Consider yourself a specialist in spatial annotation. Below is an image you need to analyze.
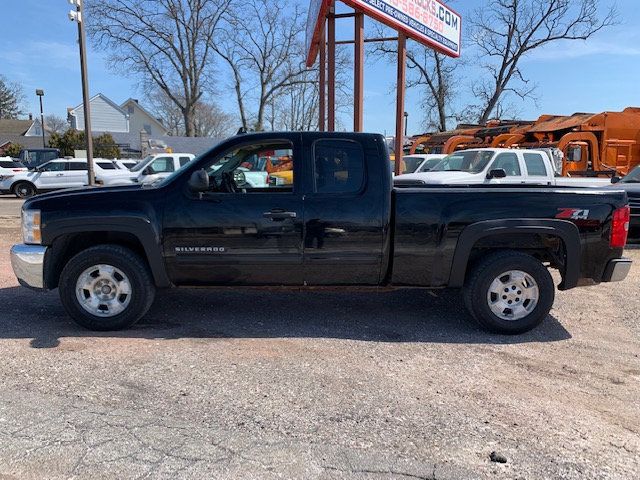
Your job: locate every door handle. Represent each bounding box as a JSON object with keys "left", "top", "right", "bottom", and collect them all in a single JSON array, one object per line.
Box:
[
  {"left": 263, "top": 210, "right": 297, "bottom": 221},
  {"left": 56, "top": 173, "right": 64, "bottom": 176}
]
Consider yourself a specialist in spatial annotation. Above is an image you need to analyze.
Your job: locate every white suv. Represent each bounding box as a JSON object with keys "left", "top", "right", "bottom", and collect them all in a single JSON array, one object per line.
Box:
[{"left": 0, "top": 158, "right": 124, "bottom": 198}]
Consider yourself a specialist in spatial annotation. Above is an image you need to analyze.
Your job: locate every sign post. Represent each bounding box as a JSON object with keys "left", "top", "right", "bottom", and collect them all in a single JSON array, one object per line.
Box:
[
  {"left": 306, "top": 0, "right": 461, "bottom": 156},
  {"left": 395, "top": 33, "right": 406, "bottom": 176}
]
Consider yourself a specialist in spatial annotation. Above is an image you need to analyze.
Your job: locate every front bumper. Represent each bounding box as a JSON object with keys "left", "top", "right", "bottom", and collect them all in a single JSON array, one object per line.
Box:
[
  {"left": 10, "top": 244, "right": 47, "bottom": 290},
  {"left": 602, "top": 258, "right": 632, "bottom": 282}
]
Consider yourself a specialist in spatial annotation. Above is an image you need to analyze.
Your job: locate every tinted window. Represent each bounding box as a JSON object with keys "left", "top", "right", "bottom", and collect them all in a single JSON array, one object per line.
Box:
[
  {"left": 492, "top": 153, "right": 521, "bottom": 176},
  {"left": 148, "top": 157, "right": 174, "bottom": 174},
  {"left": 524, "top": 153, "right": 547, "bottom": 176},
  {"left": 0, "top": 160, "right": 24, "bottom": 168},
  {"left": 40, "top": 162, "right": 66, "bottom": 172},
  {"left": 313, "top": 139, "right": 364, "bottom": 194},
  {"left": 69, "top": 162, "right": 88, "bottom": 171},
  {"left": 96, "top": 161, "right": 117, "bottom": 170},
  {"left": 179, "top": 156, "right": 192, "bottom": 167}
]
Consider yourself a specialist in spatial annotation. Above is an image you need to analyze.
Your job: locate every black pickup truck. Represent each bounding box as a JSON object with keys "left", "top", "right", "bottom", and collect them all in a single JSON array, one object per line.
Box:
[{"left": 10, "top": 132, "right": 632, "bottom": 334}]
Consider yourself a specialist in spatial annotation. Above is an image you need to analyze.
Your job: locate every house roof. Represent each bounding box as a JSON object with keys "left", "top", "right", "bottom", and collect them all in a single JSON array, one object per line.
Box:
[
  {"left": 69, "top": 93, "right": 128, "bottom": 116},
  {"left": 0, "top": 119, "right": 35, "bottom": 136},
  {"left": 109, "top": 132, "right": 222, "bottom": 156},
  {"left": 0, "top": 134, "right": 52, "bottom": 149},
  {"left": 120, "top": 98, "right": 167, "bottom": 132}
]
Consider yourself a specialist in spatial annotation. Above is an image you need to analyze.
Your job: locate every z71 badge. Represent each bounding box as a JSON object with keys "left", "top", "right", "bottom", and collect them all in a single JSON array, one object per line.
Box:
[{"left": 556, "top": 208, "right": 590, "bottom": 220}]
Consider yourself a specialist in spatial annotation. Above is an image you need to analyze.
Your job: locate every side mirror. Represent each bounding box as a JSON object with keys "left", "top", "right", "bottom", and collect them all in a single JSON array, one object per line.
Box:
[
  {"left": 142, "top": 167, "right": 152, "bottom": 175},
  {"left": 611, "top": 176, "right": 621, "bottom": 184},
  {"left": 487, "top": 168, "right": 507, "bottom": 179},
  {"left": 188, "top": 169, "right": 209, "bottom": 193}
]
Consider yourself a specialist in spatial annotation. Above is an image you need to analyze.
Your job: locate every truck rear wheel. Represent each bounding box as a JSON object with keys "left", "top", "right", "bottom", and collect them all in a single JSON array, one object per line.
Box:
[
  {"left": 59, "top": 245, "right": 156, "bottom": 331},
  {"left": 463, "top": 251, "right": 555, "bottom": 334}
]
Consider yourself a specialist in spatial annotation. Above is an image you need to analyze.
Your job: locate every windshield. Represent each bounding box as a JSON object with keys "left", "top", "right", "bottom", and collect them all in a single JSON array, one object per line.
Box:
[
  {"left": 130, "top": 155, "right": 154, "bottom": 172},
  {"left": 430, "top": 151, "right": 495, "bottom": 173},
  {"left": 621, "top": 166, "right": 640, "bottom": 183},
  {"left": 402, "top": 156, "right": 426, "bottom": 174},
  {"left": 417, "top": 158, "right": 443, "bottom": 172}
]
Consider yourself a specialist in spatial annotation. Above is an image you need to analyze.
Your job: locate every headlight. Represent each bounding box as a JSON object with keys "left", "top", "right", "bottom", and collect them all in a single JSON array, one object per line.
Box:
[{"left": 22, "top": 209, "right": 42, "bottom": 244}]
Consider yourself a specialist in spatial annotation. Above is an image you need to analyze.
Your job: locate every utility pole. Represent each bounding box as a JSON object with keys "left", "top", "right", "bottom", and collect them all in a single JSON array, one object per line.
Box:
[
  {"left": 36, "top": 89, "right": 46, "bottom": 148},
  {"left": 69, "top": 0, "right": 95, "bottom": 186}
]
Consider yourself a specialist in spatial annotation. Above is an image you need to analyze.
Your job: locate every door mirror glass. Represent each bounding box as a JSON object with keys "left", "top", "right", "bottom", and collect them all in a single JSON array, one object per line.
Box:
[
  {"left": 611, "top": 176, "right": 621, "bottom": 184},
  {"left": 487, "top": 168, "right": 507, "bottom": 179},
  {"left": 188, "top": 169, "right": 209, "bottom": 192}
]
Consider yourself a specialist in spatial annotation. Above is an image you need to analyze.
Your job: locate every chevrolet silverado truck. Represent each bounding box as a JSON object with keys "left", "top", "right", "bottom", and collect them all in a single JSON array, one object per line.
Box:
[{"left": 10, "top": 132, "right": 632, "bottom": 334}]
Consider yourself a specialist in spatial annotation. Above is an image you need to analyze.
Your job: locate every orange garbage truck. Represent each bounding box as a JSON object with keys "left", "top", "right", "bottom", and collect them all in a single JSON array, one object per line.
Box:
[{"left": 439, "top": 108, "right": 640, "bottom": 177}]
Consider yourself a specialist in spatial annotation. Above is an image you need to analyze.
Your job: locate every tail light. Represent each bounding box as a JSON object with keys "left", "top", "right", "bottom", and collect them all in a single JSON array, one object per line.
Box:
[{"left": 610, "top": 205, "right": 630, "bottom": 248}]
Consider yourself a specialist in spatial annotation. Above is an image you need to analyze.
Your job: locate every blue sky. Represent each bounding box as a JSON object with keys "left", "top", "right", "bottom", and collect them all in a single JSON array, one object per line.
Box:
[{"left": 2, "top": 0, "right": 639, "bottom": 136}]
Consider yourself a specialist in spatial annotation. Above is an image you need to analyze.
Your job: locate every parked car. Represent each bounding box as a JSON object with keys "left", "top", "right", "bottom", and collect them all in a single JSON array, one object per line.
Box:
[
  {"left": 10, "top": 132, "right": 632, "bottom": 335},
  {"left": 0, "top": 158, "right": 124, "bottom": 198},
  {"left": 0, "top": 157, "right": 27, "bottom": 180},
  {"left": 407, "top": 154, "right": 447, "bottom": 173},
  {"left": 609, "top": 166, "right": 640, "bottom": 240},
  {"left": 101, "top": 153, "right": 195, "bottom": 186},
  {"left": 18, "top": 148, "right": 61, "bottom": 168},
  {"left": 395, "top": 148, "right": 612, "bottom": 187},
  {"left": 115, "top": 159, "right": 140, "bottom": 170}
]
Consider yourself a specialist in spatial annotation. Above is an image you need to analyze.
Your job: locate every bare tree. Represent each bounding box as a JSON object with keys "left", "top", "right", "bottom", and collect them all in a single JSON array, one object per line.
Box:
[
  {"left": 471, "top": 0, "right": 617, "bottom": 124},
  {"left": 150, "top": 88, "right": 233, "bottom": 138},
  {"left": 44, "top": 114, "right": 68, "bottom": 134},
  {"left": 192, "top": 102, "right": 235, "bottom": 138},
  {"left": 371, "top": 27, "right": 463, "bottom": 132},
  {"left": 87, "top": 0, "right": 231, "bottom": 136},
  {"left": 213, "top": 0, "right": 312, "bottom": 131},
  {"left": 0, "top": 75, "right": 25, "bottom": 119}
]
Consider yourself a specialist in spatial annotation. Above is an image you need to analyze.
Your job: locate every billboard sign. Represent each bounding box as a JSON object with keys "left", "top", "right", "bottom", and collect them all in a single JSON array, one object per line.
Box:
[
  {"left": 341, "top": 0, "right": 461, "bottom": 57},
  {"left": 306, "top": 0, "right": 332, "bottom": 67}
]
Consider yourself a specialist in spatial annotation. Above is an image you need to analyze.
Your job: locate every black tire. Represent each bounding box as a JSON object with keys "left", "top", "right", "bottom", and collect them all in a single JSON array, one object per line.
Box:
[
  {"left": 13, "top": 181, "right": 37, "bottom": 198},
  {"left": 463, "top": 251, "right": 555, "bottom": 334},
  {"left": 59, "top": 245, "right": 156, "bottom": 331}
]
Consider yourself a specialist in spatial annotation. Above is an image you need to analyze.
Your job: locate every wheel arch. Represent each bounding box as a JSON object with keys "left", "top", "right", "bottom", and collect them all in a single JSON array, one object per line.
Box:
[
  {"left": 11, "top": 180, "right": 37, "bottom": 197},
  {"left": 449, "top": 219, "right": 582, "bottom": 291},
  {"left": 44, "top": 217, "right": 171, "bottom": 289}
]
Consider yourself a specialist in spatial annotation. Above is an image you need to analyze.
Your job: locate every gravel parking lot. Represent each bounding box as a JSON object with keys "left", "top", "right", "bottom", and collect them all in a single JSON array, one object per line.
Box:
[{"left": 0, "top": 200, "right": 638, "bottom": 479}]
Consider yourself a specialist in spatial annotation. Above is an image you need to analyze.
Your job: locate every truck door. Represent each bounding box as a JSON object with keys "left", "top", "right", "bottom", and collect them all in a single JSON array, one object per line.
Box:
[
  {"left": 487, "top": 152, "right": 525, "bottom": 184},
  {"left": 302, "top": 135, "right": 385, "bottom": 285},
  {"left": 162, "top": 134, "right": 304, "bottom": 286}
]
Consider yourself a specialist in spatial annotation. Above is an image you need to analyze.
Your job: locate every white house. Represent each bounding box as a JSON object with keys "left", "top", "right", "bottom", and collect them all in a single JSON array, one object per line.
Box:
[
  {"left": 120, "top": 98, "right": 168, "bottom": 137},
  {"left": 68, "top": 93, "right": 130, "bottom": 133}
]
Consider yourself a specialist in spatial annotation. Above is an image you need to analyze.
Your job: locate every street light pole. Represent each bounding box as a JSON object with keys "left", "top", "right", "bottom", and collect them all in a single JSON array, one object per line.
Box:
[
  {"left": 69, "top": 0, "right": 95, "bottom": 186},
  {"left": 36, "top": 89, "right": 46, "bottom": 148}
]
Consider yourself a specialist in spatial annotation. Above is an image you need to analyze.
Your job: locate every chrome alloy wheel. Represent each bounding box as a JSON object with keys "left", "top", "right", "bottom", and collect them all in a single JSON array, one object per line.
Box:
[
  {"left": 487, "top": 270, "right": 539, "bottom": 321},
  {"left": 75, "top": 264, "right": 132, "bottom": 317}
]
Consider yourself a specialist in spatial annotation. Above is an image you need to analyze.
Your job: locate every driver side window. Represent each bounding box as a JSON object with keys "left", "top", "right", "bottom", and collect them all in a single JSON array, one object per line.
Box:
[{"left": 204, "top": 141, "right": 295, "bottom": 193}]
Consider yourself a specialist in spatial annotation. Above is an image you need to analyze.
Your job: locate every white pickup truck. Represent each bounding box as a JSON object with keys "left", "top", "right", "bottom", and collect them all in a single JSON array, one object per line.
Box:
[
  {"left": 101, "top": 153, "right": 195, "bottom": 186},
  {"left": 395, "top": 148, "right": 613, "bottom": 187}
]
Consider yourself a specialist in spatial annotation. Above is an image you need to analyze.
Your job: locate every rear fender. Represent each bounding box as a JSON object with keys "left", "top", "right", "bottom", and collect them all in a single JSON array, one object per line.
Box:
[{"left": 449, "top": 219, "right": 582, "bottom": 290}]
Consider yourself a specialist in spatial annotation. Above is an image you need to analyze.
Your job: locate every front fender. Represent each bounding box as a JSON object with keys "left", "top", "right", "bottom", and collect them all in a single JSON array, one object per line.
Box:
[{"left": 43, "top": 215, "right": 171, "bottom": 288}]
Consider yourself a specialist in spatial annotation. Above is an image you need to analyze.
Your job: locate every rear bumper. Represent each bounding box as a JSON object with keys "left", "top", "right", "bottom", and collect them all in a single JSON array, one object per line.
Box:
[
  {"left": 10, "top": 244, "right": 47, "bottom": 290},
  {"left": 602, "top": 258, "right": 632, "bottom": 282}
]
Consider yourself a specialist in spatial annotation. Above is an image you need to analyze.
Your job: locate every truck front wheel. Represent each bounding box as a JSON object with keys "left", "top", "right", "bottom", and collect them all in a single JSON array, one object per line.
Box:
[
  {"left": 59, "top": 245, "right": 156, "bottom": 331},
  {"left": 463, "top": 251, "right": 555, "bottom": 334}
]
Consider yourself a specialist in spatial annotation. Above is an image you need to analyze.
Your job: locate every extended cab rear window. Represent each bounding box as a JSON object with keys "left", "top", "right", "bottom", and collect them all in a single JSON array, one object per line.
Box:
[
  {"left": 313, "top": 139, "right": 365, "bottom": 194},
  {"left": 524, "top": 153, "right": 548, "bottom": 176}
]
